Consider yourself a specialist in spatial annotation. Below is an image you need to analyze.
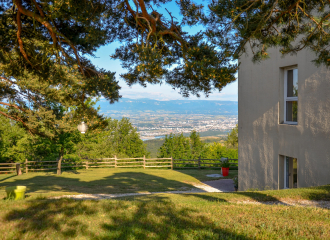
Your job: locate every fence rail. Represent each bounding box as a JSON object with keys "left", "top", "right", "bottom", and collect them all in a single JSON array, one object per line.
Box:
[
  {"left": 0, "top": 157, "right": 238, "bottom": 175},
  {"left": 0, "top": 163, "right": 21, "bottom": 175}
]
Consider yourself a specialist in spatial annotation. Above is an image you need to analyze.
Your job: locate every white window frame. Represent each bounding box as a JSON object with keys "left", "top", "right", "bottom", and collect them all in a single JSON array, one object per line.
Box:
[{"left": 284, "top": 67, "right": 298, "bottom": 124}]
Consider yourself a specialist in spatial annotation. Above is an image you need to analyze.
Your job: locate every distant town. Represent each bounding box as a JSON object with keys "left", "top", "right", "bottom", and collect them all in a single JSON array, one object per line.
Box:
[
  {"left": 118, "top": 113, "right": 237, "bottom": 140},
  {"left": 99, "top": 98, "right": 238, "bottom": 140}
]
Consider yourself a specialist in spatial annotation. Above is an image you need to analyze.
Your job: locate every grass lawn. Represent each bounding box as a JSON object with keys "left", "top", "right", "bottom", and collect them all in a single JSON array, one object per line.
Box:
[
  {"left": 0, "top": 168, "right": 237, "bottom": 199},
  {"left": 1, "top": 169, "right": 329, "bottom": 239},
  {"left": 0, "top": 187, "right": 329, "bottom": 239}
]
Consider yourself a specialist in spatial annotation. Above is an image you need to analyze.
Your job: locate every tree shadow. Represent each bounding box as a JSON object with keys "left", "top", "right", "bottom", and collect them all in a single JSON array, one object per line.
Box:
[
  {"left": 0, "top": 174, "right": 16, "bottom": 183},
  {"left": 0, "top": 171, "right": 202, "bottom": 196},
  {"left": 299, "top": 185, "right": 330, "bottom": 201},
  {"left": 4, "top": 196, "right": 251, "bottom": 239}
]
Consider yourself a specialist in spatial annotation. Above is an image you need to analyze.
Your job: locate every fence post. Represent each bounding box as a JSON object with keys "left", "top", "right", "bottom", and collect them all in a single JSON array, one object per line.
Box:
[
  {"left": 198, "top": 156, "right": 201, "bottom": 170},
  {"left": 85, "top": 160, "right": 89, "bottom": 170},
  {"left": 143, "top": 155, "right": 146, "bottom": 169},
  {"left": 25, "top": 159, "right": 28, "bottom": 174},
  {"left": 57, "top": 157, "right": 62, "bottom": 175},
  {"left": 16, "top": 163, "right": 22, "bottom": 175},
  {"left": 115, "top": 155, "right": 117, "bottom": 168},
  {"left": 171, "top": 156, "right": 173, "bottom": 170}
]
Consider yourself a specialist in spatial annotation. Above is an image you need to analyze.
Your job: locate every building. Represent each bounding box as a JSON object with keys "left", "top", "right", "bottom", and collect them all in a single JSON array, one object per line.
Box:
[{"left": 238, "top": 47, "right": 330, "bottom": 191}]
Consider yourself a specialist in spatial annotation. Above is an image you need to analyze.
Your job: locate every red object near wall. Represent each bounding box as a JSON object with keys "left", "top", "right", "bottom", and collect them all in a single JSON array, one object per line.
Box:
[{"left": 222, "top": 167, "right": 229, "bottom": 177}]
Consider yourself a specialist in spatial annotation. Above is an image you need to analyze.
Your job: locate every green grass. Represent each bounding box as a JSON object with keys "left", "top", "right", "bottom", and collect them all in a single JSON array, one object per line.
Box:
[
  {"left": 0, "top": 188, "right": 329, "bottom": 239},
  {"left": 0, "top": 169, "right": 330, "bottom": 239},
  {"left": 0, "top": 169, "right": 237, "bottom": 199}
]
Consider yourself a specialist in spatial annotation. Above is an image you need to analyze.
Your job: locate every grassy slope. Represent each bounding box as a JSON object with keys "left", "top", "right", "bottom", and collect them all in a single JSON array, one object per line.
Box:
[
  {"left": 0, "top": 169, "right": 330, "bottom": 239},
  {"left": 0, "top": 169, "right": 237, "bottom": 198},
  {"left": 0, "top": 186, "right": 329, "bottom": 239}
]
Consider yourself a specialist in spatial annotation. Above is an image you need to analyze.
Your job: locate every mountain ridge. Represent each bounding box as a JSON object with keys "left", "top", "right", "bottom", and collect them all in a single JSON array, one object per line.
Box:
[{"left": 98, "top": 98, "right": 238, "bottom": 115}]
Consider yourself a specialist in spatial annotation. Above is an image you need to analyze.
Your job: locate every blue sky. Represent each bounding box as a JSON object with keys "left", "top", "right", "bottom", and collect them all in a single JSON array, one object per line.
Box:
[{"left": 89, "top": 1, "right": 238, "bottom": 102}]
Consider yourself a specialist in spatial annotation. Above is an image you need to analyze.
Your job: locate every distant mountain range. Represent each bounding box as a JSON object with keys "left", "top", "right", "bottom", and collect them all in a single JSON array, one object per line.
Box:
[{"left": 98, "top": 98, "right": 238, "bottom": 115}]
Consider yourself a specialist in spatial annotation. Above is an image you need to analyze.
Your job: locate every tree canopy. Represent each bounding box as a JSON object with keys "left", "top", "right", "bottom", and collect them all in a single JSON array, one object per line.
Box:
[
  {"left": 208, "top": 0, "right": 330, "bottom": 65},
  {"left": 77, "top": 117, "right": 149, "bottom": 159},
  {"left": 1, "top": 0, "right": 239, "bottom": 138},
  {"left": 3, "top": 0, "right": 328, "bottom": 140},
  {"left": 0, "top": 0, "right": 120, "bottom": 137},
  {"left": 158, "top": 130, "right": 204, "bottom": 159},
  {"left": 0, "top": 114, "right": 148, "bottom": 163}
]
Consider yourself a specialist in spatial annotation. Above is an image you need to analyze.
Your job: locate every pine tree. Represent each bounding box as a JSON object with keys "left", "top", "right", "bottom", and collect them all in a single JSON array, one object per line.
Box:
[
  {"left": 189, "top": 130, "right": 204, "bottom": 159},
  {"left": 225, "top": 124, "right": 238, "bottom": 149},
  {"left": 208, "top": 0, "right": 330, "bottom": 66},
  {"left": 158, "top": 131, "right": 205, "bottom": 159},
  {"left": 1, "top": 0, "right": 237, "bottom": 139}
]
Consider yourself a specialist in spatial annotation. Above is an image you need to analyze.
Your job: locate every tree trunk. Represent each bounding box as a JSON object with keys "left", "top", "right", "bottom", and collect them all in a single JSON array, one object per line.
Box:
[{"left": 57, "top": 147, "right": 64, "bottom": 175}]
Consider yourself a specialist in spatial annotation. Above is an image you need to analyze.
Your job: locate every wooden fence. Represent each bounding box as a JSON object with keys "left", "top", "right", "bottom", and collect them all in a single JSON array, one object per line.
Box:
[
  {"left": 173, "top": 158, "right": 238, "bottom": 169},
  {"left": 0, "top": 163, "right": 21, "bottom": 175},
  {"left": 0, "top": 157, "right": 238, "bottom": 174},
  {"left": 23, "top": 156, "right": 173, "bottom": 173}
]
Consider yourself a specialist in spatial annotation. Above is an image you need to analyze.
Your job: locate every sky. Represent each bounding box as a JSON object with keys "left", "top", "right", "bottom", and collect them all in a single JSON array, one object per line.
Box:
[{"left": 89, "top": 1, "right": 238, "bottom": 102}]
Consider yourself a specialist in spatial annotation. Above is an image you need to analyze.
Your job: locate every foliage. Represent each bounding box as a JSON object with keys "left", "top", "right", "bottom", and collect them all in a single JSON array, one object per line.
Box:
[
  {"left": 225, "top": 124, "right": 238, "bottom": 149},
  {"left": 201, "top": 142, "right": 238, "bottom": 159},
  {"left": 111, "top": 1, "right": 237, "bottom": 97},
  {"left": 0, "top": 113, "right": 148, "bottom": 161},
  {"left": 0, "top": 108, "right": 28, "bottom": 163},
  {"left": 158, "top": 133, "right": 191, "bottom": 159},
  {"left": 0, "top": 0, "right": 241, "bottom": 140},
  {"left": 208, "top": 0, "right": 330, "bottom": 66},
  {"left": 189, "top": 130, "right": 205, "bottom": 159},
  {"left": 221, "top": 158, "right": 231, "bottom": 168},
  {"left": 0, "top": 0, "right": 120, "bottom": 138},
  {"left": 77, "top": 117, "right": 149, "bottom": 159},
  {"left": 158, "top": 130, "right": 204, "bottom": 159}
]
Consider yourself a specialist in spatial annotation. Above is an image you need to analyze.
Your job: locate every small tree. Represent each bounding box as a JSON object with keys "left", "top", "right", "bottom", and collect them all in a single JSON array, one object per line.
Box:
[
  {"left": 77, "top": 117, "right": 149, "bottom": 159},
  {"left": 201, "top": 143, "right": 238, "bottom": 160},
  {"left": 158, "top": 131, "right": 204, "bottom": 159},
  {"left": 189, "top": 130, "right": 205, "bottom": 159},
  {"left": 225, "top": 124, "right": 238, "bottom": 149}
]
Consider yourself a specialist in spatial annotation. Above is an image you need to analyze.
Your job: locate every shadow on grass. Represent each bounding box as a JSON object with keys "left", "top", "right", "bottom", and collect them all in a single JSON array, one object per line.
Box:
[
  {"left": 4, "top": 196, "right": 251, "bottom": 239},
  {"left": 0, "top": 174, "right": 16, "bottom": 183},
  {"left": 301, "top": 184, "right": 330, "bottom": 201},
  {"left": 0, "top": 171, "right": 200, "bottom": 195}
]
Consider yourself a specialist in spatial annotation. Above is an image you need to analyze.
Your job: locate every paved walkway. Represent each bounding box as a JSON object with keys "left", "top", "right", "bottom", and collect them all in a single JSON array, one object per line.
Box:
[{"left": 203, "top": 179, "right": 235, "bottom": 192}]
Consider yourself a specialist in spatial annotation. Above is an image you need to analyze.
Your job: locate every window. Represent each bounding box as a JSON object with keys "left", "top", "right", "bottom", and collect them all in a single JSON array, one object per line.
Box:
[{"left": 284, "top": 68, "right": 298, "bottom": 124}]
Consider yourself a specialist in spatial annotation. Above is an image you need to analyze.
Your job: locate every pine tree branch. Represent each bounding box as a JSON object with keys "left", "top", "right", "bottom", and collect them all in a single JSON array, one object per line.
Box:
[
  {"left": 0, "top": 101, "right": 28, "bottom": 113},
  {"left": 31, "top": 0, "right": 45, "bottom": 18},
  {"left": 13, "top": 0, "right": 85, "bottom": 75},
  {"left": 16, "top": 11, "right": 33, "bottom": 66}
]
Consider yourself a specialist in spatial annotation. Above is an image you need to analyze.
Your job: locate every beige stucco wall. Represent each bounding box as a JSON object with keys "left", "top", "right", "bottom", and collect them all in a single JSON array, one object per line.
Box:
[{"left": 238, "top": 47, "right": 330, "bottom": 191}]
